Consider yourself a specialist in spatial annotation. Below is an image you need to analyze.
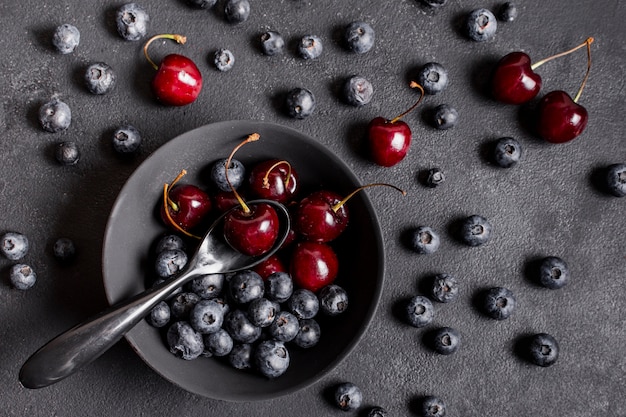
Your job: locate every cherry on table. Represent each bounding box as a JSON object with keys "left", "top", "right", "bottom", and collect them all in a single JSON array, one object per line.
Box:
[{"left": 160, "top": 169, "right": 212, "bottom": 238}]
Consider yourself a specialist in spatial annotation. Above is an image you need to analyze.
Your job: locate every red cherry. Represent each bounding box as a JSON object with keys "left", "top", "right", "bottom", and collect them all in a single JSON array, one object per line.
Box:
[
  {"left": 214, "top": 190, "right": 242, "bottom": 212},
  {"left": 290, "top": 242, "right": 339, "bottom": 292},
  {"left": 537, "top": 90, "right": 588, "bottom": 144},
  {"left": 253, "top": 254, "right": 286, "bottom": 280},
  {"left": 143, "top": 34, "right": 203, "bottom": 106},
  {"left": 248, "top": 159, "right": 299, "bottom": 203},
  {"left": 161, "top": 170, "right": 211, "bottom": 238},
  {"left": 294, "top": 190, "right": 348, "bottom": 242},
  {"left": 368, "top": 82, "right": 425, "bottom": 167},
  {"left": 224, "top": 202, "right": 280, "bottom": 256},
  {"left": 491, "top": 52, "right": 542, "bottom": 104}
]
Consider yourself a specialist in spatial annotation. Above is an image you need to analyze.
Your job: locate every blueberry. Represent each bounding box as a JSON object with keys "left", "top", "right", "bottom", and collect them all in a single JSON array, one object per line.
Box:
[
  {"left": 52, "top": 237, "right": 76, "bottom": 262},
  {"left": 408, "top": 226, "right": 441, "bottom": 254},
  {"left": 9, "top": 264, "right": 37, "bottom": 290},
  {"left": 265, "top": 271, "right": 293, "bottom": 303},
  {"left": 229, "top": 343, "right": 253, "bottom": 369},
  {"left": 421, "top": 0, "right": 447, "bottom": 7},
  {"left": 425, "top": 167, "right": 445, "bottom": 188},
  {"left": 286, "top": 288, "right": 319, "bottom": 319},
  {"left": 417, "top": 62, "right": 449, "bottom": 95},
  {"left": 538, "top": 256, "right": 569, "bottom": 289},
  {"left": 203, "top": 328, "right": 233, "bottom": 357},
  {"left": 55, "top": 141, "right": 80, "bottom": 165},
  {"left": 404, "top": 295, "right": 435, "bottom": 328},
  {"left": 260, "top": 31, "right": 285, "bottom": 56},
  {"left": 224, "top": 0, "right": 250, "bottom": 24},
  {"left": 419, "top": 395, "right": 447, "bottom": 417},
  {"left": 1, "top": 232, "right": 29, "bottom": 260},
  {"left": 112, "top": 125, "right": 142, "bottom": 154},
  {"left": 318, "top": 284, "right": 349, "bottom": 316},
  {"left": 285, "top": 87, "right": 316, "bottom": 119},
  {"left": 605, "top": 163, "right": 626, "bottom": 197},
  {"left": 498, "top": 2, "right": 518, "bottom": 22},
  {"left": 293, "top": 318, "right": 321, "bottom": 348},
  {"left": 186, "top": 0, "right": 217, "bottom": 8},
  {"left": 334, "top": 382, "right": 363, "bottom": 411},
  {"left": 147, "top": 300, "right": 171, "bottom": 328},
  {"left": 213, "top": 48, "right": 235, "bottom": 72},
  {"left": 367, "top": 406, "right": 388, "bottom": 417},
  {"left": 431, "top": 104, "right": 458, "bottom": 130},
  {"left": 190, "top": 273, "right": 224, "bottom": 299},
  {"left": 223, "top": 309, "right": 262, "bottom": 343},
  {"left": 466, "top": 8, "right": 498, "bottom": 42},
  {"left": 155, "top": 249, "right": 188, "bottom": 278},
  {"left": 190, "top": 299, "right": 225, "bottom": 334},
  {"left": 166, "top": 321, "right": 204, "bottom": 360},
  {"left": 155, "top": 234, "right": 186, "bottom": 253},
  {"left": 39, "top": 98, "right": 71, "bottom": 133},
  {"left": 116, "top": 3, "right": 149, "bottom": 41},
  {"left": 527, "top": 333, "right": 559, "bottom": 367},
  {"left": 52, "top": 24, "right": 80, "bottom": 54},
  {"left": 431, "top": 273, "right": 459, "bottom": 303},
  {"left": 298, "top": 34, "right": 323, "bottom": 60},
  {"left": 493, "top": 137, "right": 522, "bottom": 168},
  {"left": 84, "top": 62, "right": 116, "bottom": 95},
  {"left": 267, "top": 310, "right": 300, "bottom": 342},
  {"left": 344, "top": 21, "right": 375, "bottom": 54},
  {"left": 254, "top": 339, "right": 290, "bottom": 378},
  {"left": 459, "top": 215, "right": 492, "bottom": 246},
  {"left": 247, "top": 297, "right": 279, "bottom": 327},
  {"left": 210, "top": 157, "right": 245, "bottom": 191},
  {"left": 228, "top": 270, "right": 264, "bottom": 304},
  {"left": 343, "top": 75, "right": 374, "bottom": 107},
  {"left": 430, "top": 327, "right": 461, "bottom": 355},
  {"left": 482, "top": 287, "right": 516, "bottom": 320},
  {"left": 169, "top": 292, "right": 201, "bottom": 319}
]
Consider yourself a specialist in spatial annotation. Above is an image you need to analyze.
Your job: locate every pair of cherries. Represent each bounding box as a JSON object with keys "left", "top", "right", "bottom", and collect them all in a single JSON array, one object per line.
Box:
[{"left": 491, "top": 37, "right": 594, "bottom": 144}]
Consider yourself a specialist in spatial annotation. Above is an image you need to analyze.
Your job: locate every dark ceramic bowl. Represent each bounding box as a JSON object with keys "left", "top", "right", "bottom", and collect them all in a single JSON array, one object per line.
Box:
[{"left": 102, "top": 120, "right": 384, "bottom": 401}]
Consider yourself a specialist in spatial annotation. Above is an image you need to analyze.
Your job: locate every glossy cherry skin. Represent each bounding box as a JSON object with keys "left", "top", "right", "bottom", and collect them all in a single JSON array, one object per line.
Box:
[
  {"left": 214, "top": 191, "right": 240, "bottom": 212},
  {"left": 368, "top": 117, "right": 411, "bottom": 167},
  {"left": 290, "top": 242, "right": 339, "bottom": 292},
  {"left": 152, "top": 54, "right": 203, "bottom": 106},
  {"left": 253, "top": 254, "right": 286, "bottom": 280},
  {"left": 491, "top": 52, "right": 542, "bottom": 104},
  {"left": 537, "top": 90, "right": 588, "bottom": 143},
  {"left": 223, "top": 202, "right": 280, "bottom": 256},
  {"left": 294, "top": 190, "right": 348, "bottom": 242},
  {"left": 160, "top": 184, "right": 212, "bottom": 232},
  {"left": 248, "top": 159, "right": 299, "bottom": 203}
]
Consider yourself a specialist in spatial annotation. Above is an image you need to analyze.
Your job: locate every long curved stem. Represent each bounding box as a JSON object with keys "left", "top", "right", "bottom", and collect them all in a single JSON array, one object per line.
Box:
[
  {"left": 143, "top": 34, "right": 187, "bottom": 70},
  {"left": 573, "top": 39, "right": 593, "bottom": 103},
  {"left": 530, "top": 37, "right": 594, "bottom": 71}
]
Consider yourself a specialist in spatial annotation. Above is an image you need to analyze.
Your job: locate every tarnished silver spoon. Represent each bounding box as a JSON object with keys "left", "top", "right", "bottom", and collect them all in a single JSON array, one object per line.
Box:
[{"left": 19, "top": 199, "right": 290, "bottom": 389}]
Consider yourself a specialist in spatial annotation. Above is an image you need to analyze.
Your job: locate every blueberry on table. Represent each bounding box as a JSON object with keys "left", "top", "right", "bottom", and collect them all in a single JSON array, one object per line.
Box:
[
  {"left": 293, "top": 318, "right": 321, "bottom": 348},
  {"left": 9, "top": 264, "right": 37, "bottom": 290},
  {"left": 404, "top": 295, "right": 435, "bottom": 328},
  {"left": 498, "top": 2, "right": 519, "bottom": 22},
  {"left": 267, "top": 311, "right": 300, "bottom": 342},
  {"left": 112, "top": 124, "right": 142, "bottom": 154},
  {"left": 166, "top": 321, "right": 204, "bottom": 360},
  {"left": 203, "top": 328, "right": 233, "bottom": 357},
  {"left": 190, "top": 299, "right": 225, "bottom": 334},
  {"left": 254, "top": 339, "right": 290, "bottom": 378},
  {"left": 493, "top": 137, "right": 522, "bottom": 168},
  {"left": 1, "top": 232, "right": 29, "bottom": 261},
  {"left": 52, "top": 237, "right": 76, "bottom": 262},
  {"left": 146, "top": 300, "right": 171, "bottom": 328},
  {"left": 116, "top": 3, "right": 149, "bottom": 41},
  {"left": 223, "top": 309, "right": 262, "bottom": 343},
  {"left": 605, "top": 163, "right": 626, "bottom": 197},
  {"left": 425, "top": 167, "right": 445, "bottom": 188},
  {"left": 246, "top": 298, "right": 279, "bottom": 327},
  {"left": 39, "top": 98, "right": 71, "bottom": 133},
  {"left": 229, "top": 343, "right": 253, "bottom": 369},
  {"left": 213, "top": 48, "right": 235, "bottom": 71},
  {"left": 459, "top": 215, "right": 492, "bottom": 246},
  {"left": 52, "top": 24, "right": 80, "bottom": 54},
  {"left": 527, "top": 333, "right": 559, "bottom": 367},
  {"left": 210, "top": 157, "right": 245, "bottom": 191},
  {"left": 343, "top": 75, "right": 374, "bottom": 106},
  {"left": 431, "top": 104, "right": 458, "bottom": 130},
  {"left": 260, "top": 31, "right": 285, "bottom": 56},
  {"left": 408, "top": 226, "right": 441, "bottom": 254},
  {"left": 190, "top": 273, "right": 224, "bottom": 299},
  {"left": 318, "top": 284, "right": 349, "bottom": 315},
  {"left": 481, "top": 286, "right": 516, "bottom": 320},
  {"left": 430, "top": 273, "right": 459, "bottom": 303},
  {"left": 298, "top": 34, "right": 323, "bottom": 60},
  {"left": 224, "top": 0, "right": 250, "bottom": 24},
  {"left": 228, "top": 270, "right": 264, "bottom": 305},
  {"left": 417, "top": 62, "right": 449, "bottom": 95},
  {"left": 265, "top": 271, "right": 294, "bottom": 303},
  {"left": 286, "top": 288, "right": 319, "bottom": 319},
  {"left": 155, "top": 249, "right": 188, "bottom": 278},
  {"left": 419, "top": 395, "right": 447, "bottom": 417},
  {"left": 538, "top": 256, "right": 569, "bottom": 289},
  {"left": 84, "top": 62, "right": 116, "bottom": 95},
  {"left": 55, "top": 141, "right": 80, "bottom": 165},
  {"left": 367, "top": 406, "right": 388, "bottom": 417},
  {"left": 285, "top": 87, "right": 316, "bottom": 119},
  {"left": 344, "top": 21, "right": 375, "bottom": 54},
  {"left": 430, "top": 327, "right": 461, "bottom": 355},
  {"left": 334, "top": 382, "right": 363, "bottom": 411},
  {"left": 466, "top": 8, "right": 498, "bottom": 42}
]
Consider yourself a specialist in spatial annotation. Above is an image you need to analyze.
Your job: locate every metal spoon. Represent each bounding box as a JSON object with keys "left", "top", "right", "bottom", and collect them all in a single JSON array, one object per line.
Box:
[{"left": 19, "top": 199, "right": 290, "bottom": 389}]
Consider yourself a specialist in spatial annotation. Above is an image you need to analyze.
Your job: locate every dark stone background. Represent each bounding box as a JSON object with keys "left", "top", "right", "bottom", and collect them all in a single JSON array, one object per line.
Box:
[{"left": 1, "top": 0, "right": 624, "bottom": 415}]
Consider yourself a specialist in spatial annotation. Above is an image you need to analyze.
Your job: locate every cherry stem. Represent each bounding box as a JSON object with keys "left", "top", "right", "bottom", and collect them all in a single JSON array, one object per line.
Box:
[
  {"left": 262, "top": 160, "right": 292, "bottom": 189},
  {"left": 331, "top": 183, "right": 407, "bottom": 213},
  {"left": 143, "top": 34, "right": 188, "bottom": 71},
  {"left": 225, "top": 133, "right": 260, "bottom": 214},
  {"left": 573, "top": 38, "right": 593, "bottom": 103},
  {"left": 162, "top": 169, "right": 200, "bottom": 239},
  {"left": 530, "top": 37, "right": 594, "bottom": 71},
  {"left": 389, "top": 82, "right": 425, "bottom": 124}
]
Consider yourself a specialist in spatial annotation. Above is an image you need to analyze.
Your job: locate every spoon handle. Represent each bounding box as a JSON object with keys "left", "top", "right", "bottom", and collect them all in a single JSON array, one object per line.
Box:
[{"left": 19, "top": 269, "right": 194, "bottom": 389}]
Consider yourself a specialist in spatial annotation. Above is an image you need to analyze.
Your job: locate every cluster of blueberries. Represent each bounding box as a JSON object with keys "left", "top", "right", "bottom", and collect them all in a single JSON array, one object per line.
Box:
[{"left": 148, "top": 233, "right": 348, "bottom": 378}]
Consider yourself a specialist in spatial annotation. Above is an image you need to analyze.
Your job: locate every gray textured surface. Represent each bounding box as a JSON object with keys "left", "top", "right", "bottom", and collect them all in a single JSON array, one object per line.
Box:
[{"left": 1, "top": 0, "right": 625, "bottom": 416}]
